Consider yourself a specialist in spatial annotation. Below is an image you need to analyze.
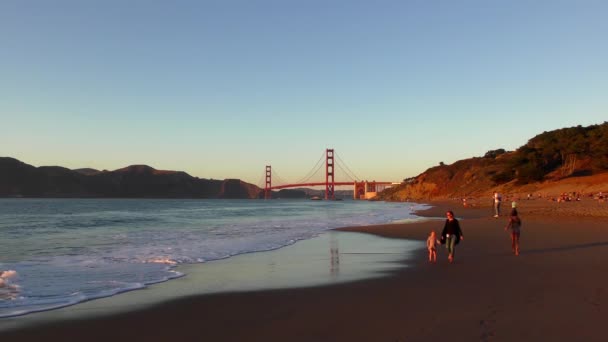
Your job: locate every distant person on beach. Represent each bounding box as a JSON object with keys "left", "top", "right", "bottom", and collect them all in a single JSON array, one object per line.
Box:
[
  {"left": 505, "top": 211, "right": 522, "bottom": 256},
  {"left": 510, "top": 201, "right": 518, "bottom": 216},
  {"left": 493, "top": 192, "right": 502, "bottom": 218},
  {"left": 440, "top": 211, "right": 464, "bottom": 263},
  {"left": 426, "top": 231, "right": 439, "bottom": 263}
]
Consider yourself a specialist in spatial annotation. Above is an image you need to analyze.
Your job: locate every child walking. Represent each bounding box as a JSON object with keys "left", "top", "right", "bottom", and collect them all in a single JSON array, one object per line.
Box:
[
  {"left": 505, "top": 211, "right": 522, "bottom": 255},
  {"left": 426, "top": 231, "right": 439, "bottom": 263}
]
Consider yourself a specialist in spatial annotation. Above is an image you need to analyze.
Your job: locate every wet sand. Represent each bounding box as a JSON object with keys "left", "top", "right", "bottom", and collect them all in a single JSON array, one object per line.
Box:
[{"left": 2, "top": 198, "right": 608, "bottom": 341}]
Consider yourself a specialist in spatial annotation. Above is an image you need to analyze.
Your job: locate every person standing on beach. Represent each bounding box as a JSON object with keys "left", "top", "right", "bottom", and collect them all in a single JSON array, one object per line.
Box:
[
  {"left": 440, "top": 211, "right": 464, "bottom": 263},
  {"left": 493, "top": 192, "right": 502, "bottom": 218},
  {"left": 505, "top": 210, "right": 522, "bottom": 255}
]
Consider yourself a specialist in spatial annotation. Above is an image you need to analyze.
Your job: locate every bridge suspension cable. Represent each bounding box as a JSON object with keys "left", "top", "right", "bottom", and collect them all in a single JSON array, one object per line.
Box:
[
  {"left": 263, "top": 148, "right": 393, "bottom": 201},
  {"left": 256, "top": 169, "right": 267, "bottom": 189},
  {"left": 335, "top": 152, "right": 361, "bottom": 181},
  {"left": 294, "top": 151, "right": 326, "bottom": 185},
  {"left": 271, "top": 168, "right": 289, "bottom": 186},
  {"left": 336, "top": 163, "right": 357, "bottom": 182}
]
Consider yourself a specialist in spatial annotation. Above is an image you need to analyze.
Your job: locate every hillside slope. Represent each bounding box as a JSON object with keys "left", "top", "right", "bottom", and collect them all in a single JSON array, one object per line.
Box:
[{"left": 378, "top": 123, "right": 608, "bottom": 200}]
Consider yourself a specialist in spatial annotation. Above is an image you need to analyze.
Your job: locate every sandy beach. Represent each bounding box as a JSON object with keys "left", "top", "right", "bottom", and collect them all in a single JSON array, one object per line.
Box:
[{"left": 2, "top": 197, "right": 608, "bottom": 341}]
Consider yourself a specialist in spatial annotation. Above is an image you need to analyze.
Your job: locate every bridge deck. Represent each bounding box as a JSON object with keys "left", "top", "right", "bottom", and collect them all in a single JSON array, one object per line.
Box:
[{"left": 270, "top": 182, "right": 393, "bottom": 190}]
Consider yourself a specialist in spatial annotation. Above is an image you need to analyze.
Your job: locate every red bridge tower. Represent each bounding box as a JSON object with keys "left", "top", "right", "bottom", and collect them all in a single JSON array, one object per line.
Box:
[
  {"left": 264, "top": 165, "right": 271, "bottom": 199},
  {"left": 325, "top": 148, "right": 335, "bottom": 200}
]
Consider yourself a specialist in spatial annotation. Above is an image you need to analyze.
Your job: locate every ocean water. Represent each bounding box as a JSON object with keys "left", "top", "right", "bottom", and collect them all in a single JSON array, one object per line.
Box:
[{"left": 0, "top": 198, "right": 426, "bottom": 318}]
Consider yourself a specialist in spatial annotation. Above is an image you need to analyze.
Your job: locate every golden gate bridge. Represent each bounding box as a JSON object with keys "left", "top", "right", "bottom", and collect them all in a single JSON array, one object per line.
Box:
[{"left": 260, "top": 149, "right": 397, "bottom": 200}]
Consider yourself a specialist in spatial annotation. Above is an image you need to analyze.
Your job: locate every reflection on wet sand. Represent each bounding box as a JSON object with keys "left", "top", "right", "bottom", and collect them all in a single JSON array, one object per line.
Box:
[
  {"left": 330, "top": 234, "right": 340, "bottom": 277},
  {"left": 0, "top": 231, "right": 422, "bottom": 332}
]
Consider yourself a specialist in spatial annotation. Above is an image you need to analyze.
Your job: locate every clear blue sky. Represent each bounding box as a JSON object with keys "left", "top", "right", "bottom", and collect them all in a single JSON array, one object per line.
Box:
[{"left": 2, "top": 0, "right": 606, "bottom": 186}]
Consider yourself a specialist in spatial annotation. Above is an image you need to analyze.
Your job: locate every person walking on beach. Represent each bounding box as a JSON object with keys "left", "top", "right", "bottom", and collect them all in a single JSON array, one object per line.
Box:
[
  {"left": 426, "top": 230, "right": 439, "bottom": 263},
  {"left": 440, "top": 211, "right": 464, "bottom": 263},
  {"left": 510, "top": 201, "right": 518, "bottom": 216},
  {"left": 505, "top": 210, "right": 522, "bottom": 256},
  {"left": 493, "top": 192, "right": 502, "bottom": 218}
]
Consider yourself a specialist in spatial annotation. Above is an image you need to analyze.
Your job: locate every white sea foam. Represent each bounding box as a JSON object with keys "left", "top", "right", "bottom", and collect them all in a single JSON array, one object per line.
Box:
[
  {"left": 0, "top": 270, "right": 20, "bottom": 300},
  {"left": 0, "top": 199, "right": 427, "bottom": 318},
  {"left": 145, "top": 258, "right": 178, "bottom": 265},
  {"left": 0, "top": 270, "right": 18, "bottom": 280}
]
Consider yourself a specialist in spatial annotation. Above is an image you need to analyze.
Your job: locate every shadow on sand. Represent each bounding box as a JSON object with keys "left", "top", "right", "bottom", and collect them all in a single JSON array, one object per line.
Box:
[{"left": 523, "top": 241, "right": 608, "bottom": 255}]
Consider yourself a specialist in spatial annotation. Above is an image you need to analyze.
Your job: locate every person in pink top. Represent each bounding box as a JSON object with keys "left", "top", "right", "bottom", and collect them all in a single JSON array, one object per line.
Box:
[{"left": 505, "top": 209, "right": 522, "bottom": 256}]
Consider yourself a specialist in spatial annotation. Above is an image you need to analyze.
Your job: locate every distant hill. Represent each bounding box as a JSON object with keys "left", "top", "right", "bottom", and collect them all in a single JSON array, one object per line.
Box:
[
  {"left": 291, "top": 188, "right": 353, "bottom": 199},
  {"left": 0, "top": 157, "right": 262, "bottom": 199},
  {"left": 274, "top": 189, "right": 307, "bottom": 199},
  {"left": 378, "top": 122, "right": 608, "bottom": 200},
  {"left": 73, "top": 168, "right": 101, "bottom": 176}
]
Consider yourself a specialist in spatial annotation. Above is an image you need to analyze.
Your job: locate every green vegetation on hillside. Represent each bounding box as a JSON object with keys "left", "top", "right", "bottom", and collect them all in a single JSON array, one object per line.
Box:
[
  {"left": 379, "top": 122, "right": 608, "bottom": 200},
  {"left": 494, "top": 122, "right": 608, "bottom": 184}
]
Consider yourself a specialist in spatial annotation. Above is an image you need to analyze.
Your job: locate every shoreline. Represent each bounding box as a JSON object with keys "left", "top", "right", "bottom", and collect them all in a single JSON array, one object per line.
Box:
[
  {"left": 0, "top": 199, "right": 424, "bottom": 321},
  {"left": 0, "top": 228, "right": 425, "bottom": 335},
  {"left": 2, "top": 198, "right": 608, "bottom": 341}
]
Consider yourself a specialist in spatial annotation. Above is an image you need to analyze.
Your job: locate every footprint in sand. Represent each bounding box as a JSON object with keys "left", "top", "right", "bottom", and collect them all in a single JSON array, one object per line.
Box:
[
  {"left": 585, "top": 287, "right": 603, "bottom": 311},
  {"left": 479, "top": 306, "right": 501, "bottom": 341}
]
